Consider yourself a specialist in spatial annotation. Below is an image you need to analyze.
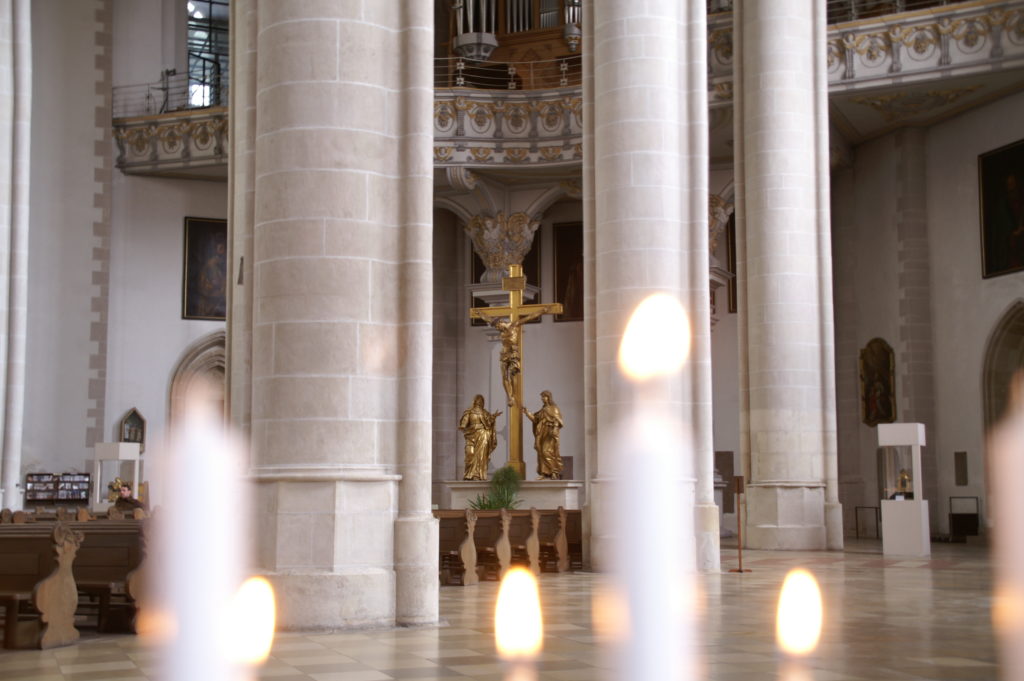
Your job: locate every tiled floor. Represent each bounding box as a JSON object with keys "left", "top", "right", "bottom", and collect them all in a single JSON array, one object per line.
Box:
[{"left": 0, "top": 540, "right": 996, "bottom": 680}]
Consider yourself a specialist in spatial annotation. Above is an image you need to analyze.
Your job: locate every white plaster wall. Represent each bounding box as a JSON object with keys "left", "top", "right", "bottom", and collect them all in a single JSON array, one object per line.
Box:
[
  {"left": 459, "top": 200, "right": 585, "bottom": 483},
  {"left": 112, "top": 0, "right": 167, "bottom": 87},
  {"left": 832, "top": 90, "right": 1024, "bottom": 535},
  {"left": 23, "top": 1, "right": 104, "bottom": 478},
  {"left": 105, "top": 175, "right": 226, "bottom": 487},
  {"left": 926, "top": 89, "right": 1024, "bottom": 532}
]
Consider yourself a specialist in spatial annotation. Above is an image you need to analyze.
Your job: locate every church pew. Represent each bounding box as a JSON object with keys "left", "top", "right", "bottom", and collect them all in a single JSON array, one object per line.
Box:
[
  {"left": 436, "top": 510, "right": 469, "bottom": 585},
  {"left": 0, "top": 518, "right": 145, "bottom": 634},
  {"left": 0, "top": 522, "right": 83, "bottom": 649},
  {"left": 565, "top": 509, "right": 583, "bottom": 570}
]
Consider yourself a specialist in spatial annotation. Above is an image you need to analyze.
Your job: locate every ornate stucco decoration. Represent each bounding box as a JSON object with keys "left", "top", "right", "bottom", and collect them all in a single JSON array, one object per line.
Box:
[
  {"left": 708, "top": 193, "right": 734, "bottom": 253},
  {"left": 851, "top": 85, "right": 982, "bottom": 122},
  {"left": 828, "top": 5, "right": 1024, "bottom": 87},
  {"left": 113, "top": 107, "right": 228, "bottom": 177},
  {"left": 465, "top": 212, "right": 540, "bottom": 284}
]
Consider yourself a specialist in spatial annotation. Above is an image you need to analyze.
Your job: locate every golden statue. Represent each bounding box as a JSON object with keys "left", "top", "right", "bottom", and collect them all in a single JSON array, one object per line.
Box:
[
  {"left": 523, "top": 390, "right": 564, "bottom": 480},
  {"left": 482, "top": 310, "right": 547, "bottom": 407},
  {"left": 459, "top": 394, "right": 502, "bottom": 480}
]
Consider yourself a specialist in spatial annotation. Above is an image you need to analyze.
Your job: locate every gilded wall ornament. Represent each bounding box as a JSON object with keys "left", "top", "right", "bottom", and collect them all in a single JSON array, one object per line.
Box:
[{"left": 465, "top": 212, "right": 541, "bottom": 284}]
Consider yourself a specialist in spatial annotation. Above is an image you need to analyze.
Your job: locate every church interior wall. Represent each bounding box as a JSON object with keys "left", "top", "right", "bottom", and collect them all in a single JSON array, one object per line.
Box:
[
  {"left": 832, "top": 131, "right": 907, "bottom": 532},
  {"left": 432, "top": 208, "right": 462, "bottom": 497},
  {"left": 456, "top": 199, "right": 584, "bottom": 489},
  {"left": 105, "top": 174, "right": 227, "bottom": 485},
  {"left": 925, "top": 89, "right": 1024, "bottom": 533},
  {"left": 23, "top": 0, "right": 110, "bottom": 479}
]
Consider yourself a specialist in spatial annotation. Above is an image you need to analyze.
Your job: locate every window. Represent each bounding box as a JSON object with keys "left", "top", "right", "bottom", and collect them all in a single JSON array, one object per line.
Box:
[{"left": 187, "top": 0, "right": 229, "bottom": 108}]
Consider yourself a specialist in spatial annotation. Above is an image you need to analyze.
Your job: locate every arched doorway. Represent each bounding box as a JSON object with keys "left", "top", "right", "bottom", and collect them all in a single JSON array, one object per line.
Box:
[
  {"left": 983, "top": 300, "right": 1024, "bottom": 430},
  {"left": 168, "top": 331, "right": 226, "bottom": 427}
]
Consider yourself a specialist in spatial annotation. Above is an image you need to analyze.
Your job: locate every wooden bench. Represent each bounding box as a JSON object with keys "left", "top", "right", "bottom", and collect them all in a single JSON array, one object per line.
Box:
[
  {"left": 0, "top": 522, "right": 83, "bottom": 649},
  {"left": 433, "top": 507, "right": 577, "bottom": 585}
]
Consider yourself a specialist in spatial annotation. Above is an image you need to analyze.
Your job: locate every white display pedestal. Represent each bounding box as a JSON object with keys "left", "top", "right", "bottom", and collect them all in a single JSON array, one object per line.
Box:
[
  {"left": 91, "top": 442, "right": 141, "bottom": 512},
  {"left": 440, "top": 480, "right": 582, "bottom": 510},
  {"left": 881, "top": 499, "right": 930, "bottom": 557},
  {"left": 877, "top": 423, "right": 930, "bottom": 557}
]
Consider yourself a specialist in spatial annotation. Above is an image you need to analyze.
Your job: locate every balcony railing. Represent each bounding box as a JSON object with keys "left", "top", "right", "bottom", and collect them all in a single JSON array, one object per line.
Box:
[
  {"left": 434, "top": 55, "right": 581, "bottom": 90},
  {"left": 113, "top": 70, "right": 229, "bottom": 120}
]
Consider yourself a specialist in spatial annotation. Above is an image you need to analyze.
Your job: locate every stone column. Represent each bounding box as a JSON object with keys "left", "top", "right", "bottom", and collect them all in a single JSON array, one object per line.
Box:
[
  {"left": 241, "top": 0, "right": 436, "bottom": 628},
  {"left": 0, "top": 0, "right": 29, "bottom": 510},
  {"left": 734, "top": 0, "right": 843, "bottom": 550},
  {"left": 226, "top": 0, "right": 256, "bottom": 436},
  {"left": 586, "top": 0, "right": 716, "bottom": 572}
]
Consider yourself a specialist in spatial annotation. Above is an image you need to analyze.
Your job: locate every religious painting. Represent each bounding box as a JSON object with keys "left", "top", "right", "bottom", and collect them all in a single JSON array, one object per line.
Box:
[
  {"left": 119, "top": 407, "right": 146, "bottom": 453},
  {"left": 978, "top": 138, "right": 1024, "bottom": 279},
  {"left": 182, "top": 217, "right": 228, "bottom": 320},
  {"left": 726, "top": 214, "right": 737, "bottom": 314},
  {"left": 859, "top": 337, "right": 896, "bottom": 427},
  {"left": 470, "top": 238, "right": 541, "bottom": 326},
  {"left": 554, "top": 222, "right": 583, "bottom": 322}
]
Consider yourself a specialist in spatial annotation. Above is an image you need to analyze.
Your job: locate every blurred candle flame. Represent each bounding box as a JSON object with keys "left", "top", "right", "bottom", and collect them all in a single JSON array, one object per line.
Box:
[
  {"left": 495, "top": 567, "right": 543, "bottom": 659},
  {"left": 618, "top": 293, "right": 690, "bottom": 381},
  {"left": 591, "top": 580, "right": 630, "bottom": 643},
  {"left": 226, "top": 576, "right": 277, "bottom": 665},
  {"left": 776, "top": 568, "right": 823, "bottom": 656}
]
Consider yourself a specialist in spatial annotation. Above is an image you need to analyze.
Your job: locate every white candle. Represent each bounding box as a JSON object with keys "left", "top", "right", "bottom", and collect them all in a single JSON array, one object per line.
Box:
[
  {"left": 992, "top": 373, "right": 1024, "bottom": 680},
  {"left": 613, "top": 293, "right": 696, "bottom": 680},
  {"left": 776, "top": 568, "right": 824, "bottom": 681},
  {"left": 495, "top": 566, "right": 543, "bottom": 681},
  {"left": 151, "top": 385, "right": 251, "bottom": 681}
]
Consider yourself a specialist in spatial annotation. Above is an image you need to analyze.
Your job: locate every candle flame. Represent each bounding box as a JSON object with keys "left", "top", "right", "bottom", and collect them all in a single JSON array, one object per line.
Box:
[
  {"left": 226, "top": 576, "right": 277, "bottom": 665},
  {"left": 618, "top": 293, "right": 690, "bottom": 380},
  {"left": 776, "top": 568, "right": 823, "bottom": 656},
  {"left": 495, "top": 567, "right": 543, "bottom": 659}
]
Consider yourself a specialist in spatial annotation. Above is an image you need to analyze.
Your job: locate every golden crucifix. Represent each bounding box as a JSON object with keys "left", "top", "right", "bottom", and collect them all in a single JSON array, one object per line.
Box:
[{"left": 470, "top": 264, "right": 562, "bottom": 479}]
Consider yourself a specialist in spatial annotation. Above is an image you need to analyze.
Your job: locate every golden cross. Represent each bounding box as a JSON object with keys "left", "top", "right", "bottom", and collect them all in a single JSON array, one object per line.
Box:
[{"left": 469, "top": 264, "right": 562, "bottom": 479}]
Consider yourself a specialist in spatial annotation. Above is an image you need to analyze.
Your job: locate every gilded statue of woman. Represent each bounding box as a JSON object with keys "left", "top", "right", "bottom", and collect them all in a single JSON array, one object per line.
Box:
[
  {"left": 459, "top": 395, "right": 502, "bottom": 480},
  {"left": 523, "top": 390, "right": 564, "bottom": 480}
]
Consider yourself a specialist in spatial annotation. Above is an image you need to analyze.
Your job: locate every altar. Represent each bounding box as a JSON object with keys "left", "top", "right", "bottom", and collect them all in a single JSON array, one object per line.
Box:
[{"left": 439, "top": 479, "right": 583, "bottom": 510}]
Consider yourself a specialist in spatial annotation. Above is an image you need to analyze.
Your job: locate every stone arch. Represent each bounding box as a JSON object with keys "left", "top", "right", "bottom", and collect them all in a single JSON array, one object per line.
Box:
[
  {"left": 168, "top": 330, "right": 226, "bottom": 427},
  {"left": 983, "top": 300, "right": 1024, "bottom": 430}
]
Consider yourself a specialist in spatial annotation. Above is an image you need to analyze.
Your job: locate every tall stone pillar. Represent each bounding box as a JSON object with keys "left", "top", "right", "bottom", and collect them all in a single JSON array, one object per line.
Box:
[
  {"left": 234, "top": 0, "right": 437, "bottom": 628},
  {"left": 734, "top": 1, "right": 843, "bottom": 550},
  {"left": 0, "top": 0, "right": 30, "bottom": 510},
  {"left": 585, "top": 0, "right": 717, "bottom": 571}
]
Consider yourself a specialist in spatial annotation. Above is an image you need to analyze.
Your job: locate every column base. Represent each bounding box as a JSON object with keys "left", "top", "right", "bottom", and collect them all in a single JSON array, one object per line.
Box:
[
  {"left": 825, "top": 501, "right": 844, "bottom": 550},
  {"left": 745, "top": 484, "right": 827, "bottom": 550},
  {"left": 695, "top": 502, "right": 721, "bottom": 572},
  {"left": 394, "top": 514, "right": 439, "bottom": 625},
  {"left": 266, "top": 569, "right": 396, "bottom": 630}
]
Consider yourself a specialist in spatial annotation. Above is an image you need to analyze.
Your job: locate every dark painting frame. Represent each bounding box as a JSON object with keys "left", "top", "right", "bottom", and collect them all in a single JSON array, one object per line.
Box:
[
  {"left": 553, "top": 221, "right": 583, "bottom": 322},
  {"left": 182, "top": 217, "right": 228, "bottom": 320},
  {"left": 978, "top": 138, "right": 1024, "bottom": 279}
]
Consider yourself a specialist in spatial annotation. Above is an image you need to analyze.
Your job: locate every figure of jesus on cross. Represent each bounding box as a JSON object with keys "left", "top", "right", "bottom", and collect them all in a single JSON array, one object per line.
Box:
[{"left": 470, "top": 263, "right": 562, "bottom": 478}]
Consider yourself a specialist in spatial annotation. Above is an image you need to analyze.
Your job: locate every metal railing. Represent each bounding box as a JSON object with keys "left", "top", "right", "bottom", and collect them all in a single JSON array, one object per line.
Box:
[
  {"left": 112, "top": 69, "right": 229, "bottom": 120},
  {"left": 826, "top": 0, "right": 956, "bottom": 23},
  {"left": 434, "top": 55, "right": 581, "bottom": 90}
]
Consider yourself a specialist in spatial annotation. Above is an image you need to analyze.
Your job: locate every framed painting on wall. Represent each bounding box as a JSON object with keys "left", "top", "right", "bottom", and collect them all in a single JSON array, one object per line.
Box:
[
  {"left": 978, "top": 138, "right": 1024, "bottom": 279},
  {"left": 182, "top": 217, "right": 228, "bottom": 320},
  {"left": 859, "top": 337, "right": 896, "bottom": 427},
  {"left": 554, "top": 222, "right": 583, "bottom": 322}
]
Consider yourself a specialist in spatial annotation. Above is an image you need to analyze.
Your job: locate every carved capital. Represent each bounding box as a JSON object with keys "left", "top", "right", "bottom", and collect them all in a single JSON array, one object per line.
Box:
[{"left": 465, "top": 211, "right": 540, "bottom": 284}]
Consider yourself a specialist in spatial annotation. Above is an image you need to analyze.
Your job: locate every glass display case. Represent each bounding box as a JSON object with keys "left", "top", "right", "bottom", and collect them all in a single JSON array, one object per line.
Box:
[{"left": 878, "top": 445, "right": 914, "bottom": 500}]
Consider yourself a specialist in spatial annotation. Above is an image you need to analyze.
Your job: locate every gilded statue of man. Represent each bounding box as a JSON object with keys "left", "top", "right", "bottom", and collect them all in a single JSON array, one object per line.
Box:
[
  {"left": 523, "top": 390, "right": 564, "bottom": 480},
  {"left": 459, "top": 394, "right": 502, "bottom": 480},
  {"left": 483, "top": 309, "right": 546, "bottom": 407}
]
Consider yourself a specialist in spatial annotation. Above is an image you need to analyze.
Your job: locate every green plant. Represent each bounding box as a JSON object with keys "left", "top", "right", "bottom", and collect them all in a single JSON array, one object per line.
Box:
[{"left": 467, "top": 465, "right": 522, "bottom": 510}]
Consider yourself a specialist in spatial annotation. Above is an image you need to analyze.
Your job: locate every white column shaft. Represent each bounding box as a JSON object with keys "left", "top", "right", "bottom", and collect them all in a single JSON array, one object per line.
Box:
[{"left": 736, "top": 0, "right": 841, "bottom": 550}]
